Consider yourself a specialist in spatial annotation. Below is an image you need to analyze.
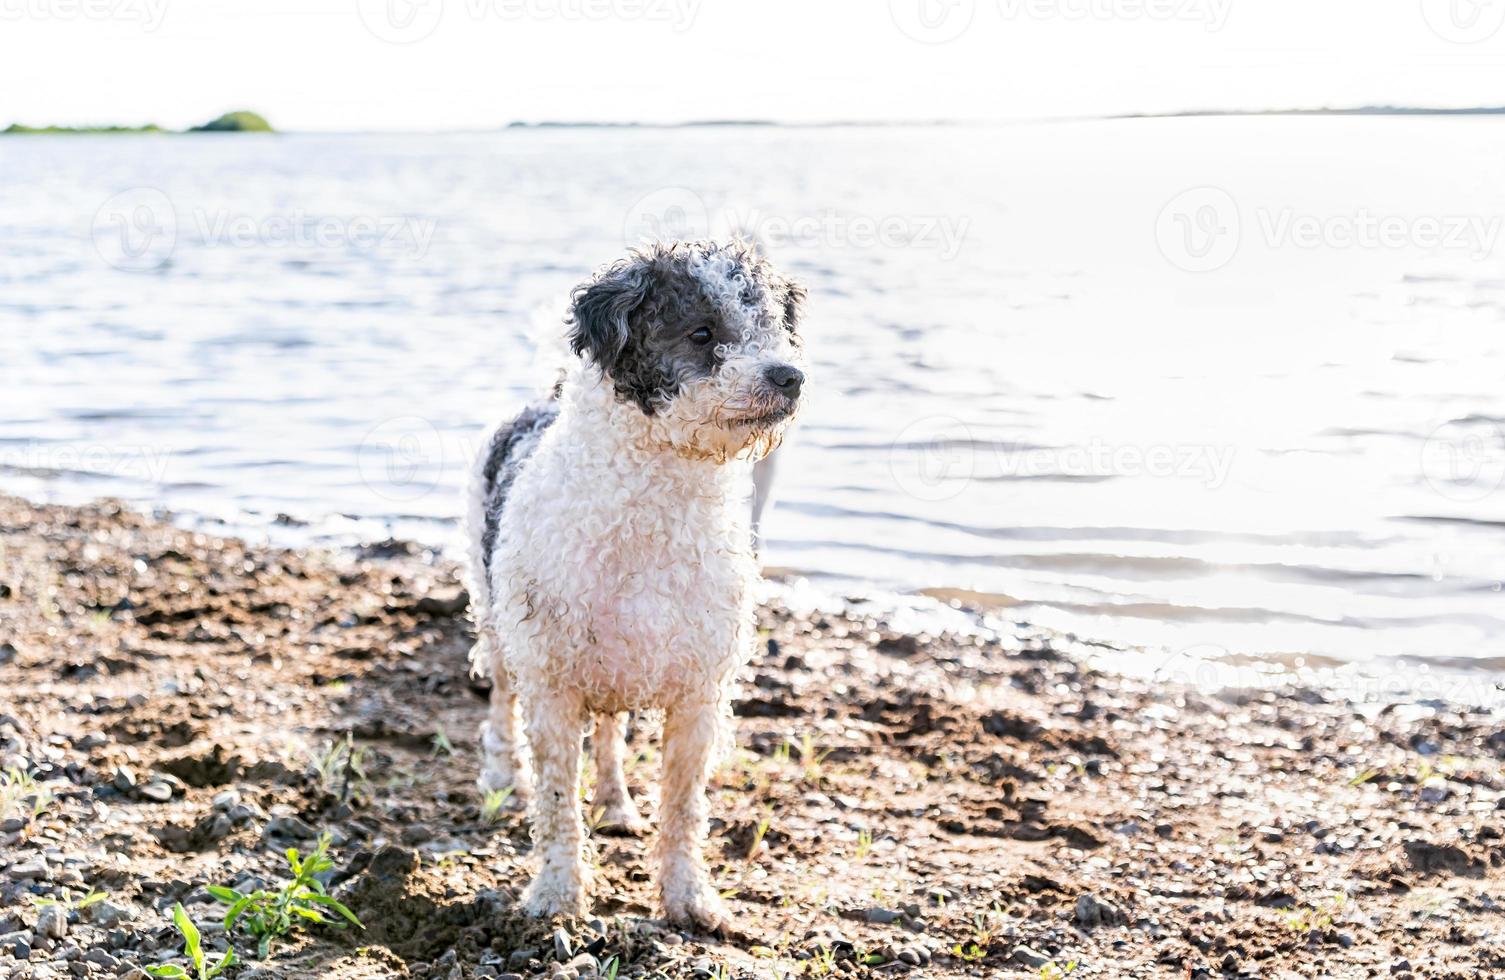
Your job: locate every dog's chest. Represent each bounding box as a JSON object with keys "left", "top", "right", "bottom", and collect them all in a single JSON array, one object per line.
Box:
[{"left": 501, "top": 437, "right": 755, "bottom": 701}]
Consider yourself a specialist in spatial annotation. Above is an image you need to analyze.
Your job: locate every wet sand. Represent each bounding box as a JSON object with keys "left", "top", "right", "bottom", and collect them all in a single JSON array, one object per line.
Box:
[{"left": 0, "top": 495, "right": 1501, "bottom": 979}]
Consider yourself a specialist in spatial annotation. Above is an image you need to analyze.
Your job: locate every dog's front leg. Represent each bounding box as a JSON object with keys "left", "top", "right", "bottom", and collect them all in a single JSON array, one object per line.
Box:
[
  {"left": 655, "top": 701, "right": 729, "bottom": 933},
  {"left": 521, "top": 689, "right": 590, "bottom": 918}
]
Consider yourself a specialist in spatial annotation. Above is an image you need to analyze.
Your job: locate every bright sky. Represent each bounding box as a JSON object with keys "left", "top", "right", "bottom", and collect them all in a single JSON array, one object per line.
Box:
[{"left": 4, "top": 0, "right": 1505, "bottom": 130}]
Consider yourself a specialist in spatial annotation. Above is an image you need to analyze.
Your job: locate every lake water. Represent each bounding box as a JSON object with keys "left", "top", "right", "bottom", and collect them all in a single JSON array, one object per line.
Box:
[{"left": 3, "top": 118, "right": 1503, "bottom": 681}]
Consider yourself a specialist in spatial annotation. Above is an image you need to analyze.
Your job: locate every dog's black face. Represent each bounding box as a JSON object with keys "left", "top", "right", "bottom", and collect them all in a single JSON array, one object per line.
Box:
[{"left": 567, "top": 240, "right": 807, "bottom": 460}]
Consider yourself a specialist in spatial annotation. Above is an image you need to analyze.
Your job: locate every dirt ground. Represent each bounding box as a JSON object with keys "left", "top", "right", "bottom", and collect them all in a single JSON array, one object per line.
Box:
[{"left": 2, "top": 495, "right": 1504, "bottom": 980}]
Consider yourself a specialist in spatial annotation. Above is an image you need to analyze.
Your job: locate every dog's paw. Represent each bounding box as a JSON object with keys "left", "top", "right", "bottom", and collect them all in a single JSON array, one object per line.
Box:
[
  {"left": 476, "top": 768, "right": 529, "bottom": 804},
  {"left": 662, "top": 877, "right": 730, "bottom": 935},
  {"left": 522, "top": 873, "right": 588, "bottom": 919},
  {"left": 590, "top": 801, "right": 647, "bottom": 837}
]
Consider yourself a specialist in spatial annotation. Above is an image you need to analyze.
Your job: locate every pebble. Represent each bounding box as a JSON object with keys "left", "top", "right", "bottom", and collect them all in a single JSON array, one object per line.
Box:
[
  {"left": 865, "top": 907, "right": 902, "bottom": 924},
  {"left": 552, "top": 927, "right": 573, "bottom": 961},
  {"left": 210, "top": 790, "right": 239, "bottom": 811},
  {"left": 10, "top": 858, "right": 48, "bottom": 881},
  {"left": 263, "top": 815, "right": 316, "bottom": 840},
  {"left": 0, "top": 818, "right": 26, "bottom": 834},
  {"left": 566, "top": 953, "right": 598, "bottom": 976},
  {"left": 34, "top": 907, "right": 67, "bottom": 940},
  {"left": 83, "top": 950, "right": 118, "bottom": 971},
  {"left": 136, "top": 780, "right": 173, "bottom": 803},
  {"left": 1012, "top": 945, "right": 1051, "bottom": 969},
  {"left": 1074, "top": 893, "right": 1124, "bottom": 928}
]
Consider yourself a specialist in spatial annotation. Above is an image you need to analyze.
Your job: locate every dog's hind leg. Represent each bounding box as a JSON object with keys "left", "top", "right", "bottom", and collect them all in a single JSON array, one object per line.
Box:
[
  {"left": 521, "top": 688, "right": 590, "bottom": 918},
  {"left": 476, "top": 631, "right": 531, "bottom": 801},
  {"left": 655, "top": 702, "right": 730, "bottom": 933},
  {"left": 589, "top": 712, "right": 645, "bottom": 836}
]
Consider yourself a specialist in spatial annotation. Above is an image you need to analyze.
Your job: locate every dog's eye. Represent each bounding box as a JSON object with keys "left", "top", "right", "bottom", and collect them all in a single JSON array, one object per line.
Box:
[{"left": 689, "top": 325, "right": 715, "bottom": 345}]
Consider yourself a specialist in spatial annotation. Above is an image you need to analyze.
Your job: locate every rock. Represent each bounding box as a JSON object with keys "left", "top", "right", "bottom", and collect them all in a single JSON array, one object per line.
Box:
[
  {"left": 1391, "top": 960, "right": 1412, "bottom": 974},
  {"left": 508, "top": 948, "right": 538, "bottom": 968},
  {"left": 83, "top": 949, "right": 119, "bottom": 971},
  {"left": 1011, "top": 945, "right": 1051, "bottom": 969},
  {"left": 896, "top": 948, "right": 921, "bottom": 966},
  {"left": 10, "top": 857, "right": 48, "bottom": 881},
  {"left": 210, "top": 790, "right": 239, "bottom": 811},
  {"left": 416, "top": 592, "right": 469, "bottom": 617},
  {"left": 84, "top": 902, "right": 133, "bottom": 929},
  {"left": 0, "top": 817, "right": 25, "bottom": 833},
  {"left": 263, "top": 815, "right": 317, "bottom": 841},
  {"left": 0, "top": 644, "right": 14, "bottom": 665},
  {"left": 136, "top": 780, "right": 173, "bottom": 803},
  {"left": 1074, "top": 893, "right": 1124, "bottom": 928},
  {"left": 566, "top": 954, "right": 597, "bottom": 976},
  {"left": 553, "top": 926, "right": 573, "bottom": 961},
  {"left": 865, "top": 907, "right": 902, "bottom": 924},
  {"left": 111, "top": 768, "right": 135, "bottom": 792},
  {"left": 35, "top": 906, "right": 67, "bottom": 940}
]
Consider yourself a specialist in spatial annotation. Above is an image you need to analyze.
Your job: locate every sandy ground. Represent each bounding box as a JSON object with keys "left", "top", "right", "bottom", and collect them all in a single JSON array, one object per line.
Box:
[{"left": 2, "top": 495, "right": 1504, "bottom": 980}]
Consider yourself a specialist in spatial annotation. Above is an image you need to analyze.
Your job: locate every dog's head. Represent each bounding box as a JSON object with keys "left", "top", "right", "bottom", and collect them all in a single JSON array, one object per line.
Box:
[{"left": 567, "top": 239, "right": 808, "bottom": 461}]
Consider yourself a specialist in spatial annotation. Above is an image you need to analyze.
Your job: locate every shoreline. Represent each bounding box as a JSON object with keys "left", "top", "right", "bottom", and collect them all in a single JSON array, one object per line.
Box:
[{"left": 1, "top": 494, "right": 1501, "bottom": 979}]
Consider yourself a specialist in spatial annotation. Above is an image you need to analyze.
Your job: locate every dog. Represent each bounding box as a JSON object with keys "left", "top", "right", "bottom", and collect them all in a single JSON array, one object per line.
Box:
[{"left": 464, "top": 239, "right": 807, "bottom": 930}]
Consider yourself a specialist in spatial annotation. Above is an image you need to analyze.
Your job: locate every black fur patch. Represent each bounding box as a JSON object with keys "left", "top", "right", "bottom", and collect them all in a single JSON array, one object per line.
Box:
[
  {"left": 566, "top": 241, "right": 802, "bottom": 415},
  {"left": 479, "top": 401, "right": 559, "bottom": 591}
]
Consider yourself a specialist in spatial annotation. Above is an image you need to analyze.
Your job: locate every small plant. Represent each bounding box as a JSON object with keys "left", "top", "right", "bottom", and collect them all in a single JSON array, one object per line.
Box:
[
  {"left": 143, "top": 903, "right": 237, "bottom": 980},
  {"left": 602, "top": 955, "right": 621, "bottom": 980},
  {"left": 951, "top": 941, "right": 987, "bottom": 963},
  {"left": 1283, "top": 893, "right": 1347, "bottom": 934},
  {"left": 806, "top": 945, "right": 839, "bottom": 976},
  {"left": 208, "top": 833, "right": 362, "bottom": 958},
  {"left": 431, "top": 726, "right": 455, "bottom": 757},
  {"left": 309, "top": 733, "right": 370, "bottom": 802},
  {"left": 481, "top": 786, "right": 515, "bottom": 823},
  {"left": 854, "top": 829, "right": 873, "bottom": 861},
  {"left": 33, "top": 888, "right": 109, "bottom": 914},
  {"left": 1040, "top": 961, "right": 1078, "bottom": 979},
  {"left": 1, "top": 767, "right": 53, "bottom": 818},
  {"left": 1348, "top": 767, "right": 1380, "bottom": 787},
  {"left": 746, "top": 814, "right": 772, "bottom": 861},
  {"left": 791, "top": 732, "right": 832, "bottom": 781}
]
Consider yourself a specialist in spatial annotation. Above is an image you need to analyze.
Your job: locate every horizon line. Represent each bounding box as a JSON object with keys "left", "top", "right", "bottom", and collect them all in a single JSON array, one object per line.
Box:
[{"left": 11, "top": 104, "right": 1505, "bottom": 134}]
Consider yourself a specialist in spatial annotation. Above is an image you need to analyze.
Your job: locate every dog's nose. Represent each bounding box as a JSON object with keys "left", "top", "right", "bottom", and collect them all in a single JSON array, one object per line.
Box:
[{"left": 764, "top": 364, "right": 804, "bottom": 399}]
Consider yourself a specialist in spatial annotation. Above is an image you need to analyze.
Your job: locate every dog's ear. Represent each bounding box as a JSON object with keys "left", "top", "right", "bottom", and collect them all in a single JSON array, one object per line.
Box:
[
  {"left": 568, "top": 258, "right": 653, "bottom": 373},
  {"left": 782, "top": 277, "right": 808, "bottom": 332}
]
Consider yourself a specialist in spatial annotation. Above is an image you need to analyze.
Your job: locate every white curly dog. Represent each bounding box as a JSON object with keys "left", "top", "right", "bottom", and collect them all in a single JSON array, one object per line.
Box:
[{"left": 464, "top": 240, "right": 807, "bottom": 931}]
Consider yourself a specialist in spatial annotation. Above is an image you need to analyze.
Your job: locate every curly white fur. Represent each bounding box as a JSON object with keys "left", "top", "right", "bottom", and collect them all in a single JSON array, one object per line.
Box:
[{"left": 466, "top": 242, "right": 805, "bottom": 931}]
